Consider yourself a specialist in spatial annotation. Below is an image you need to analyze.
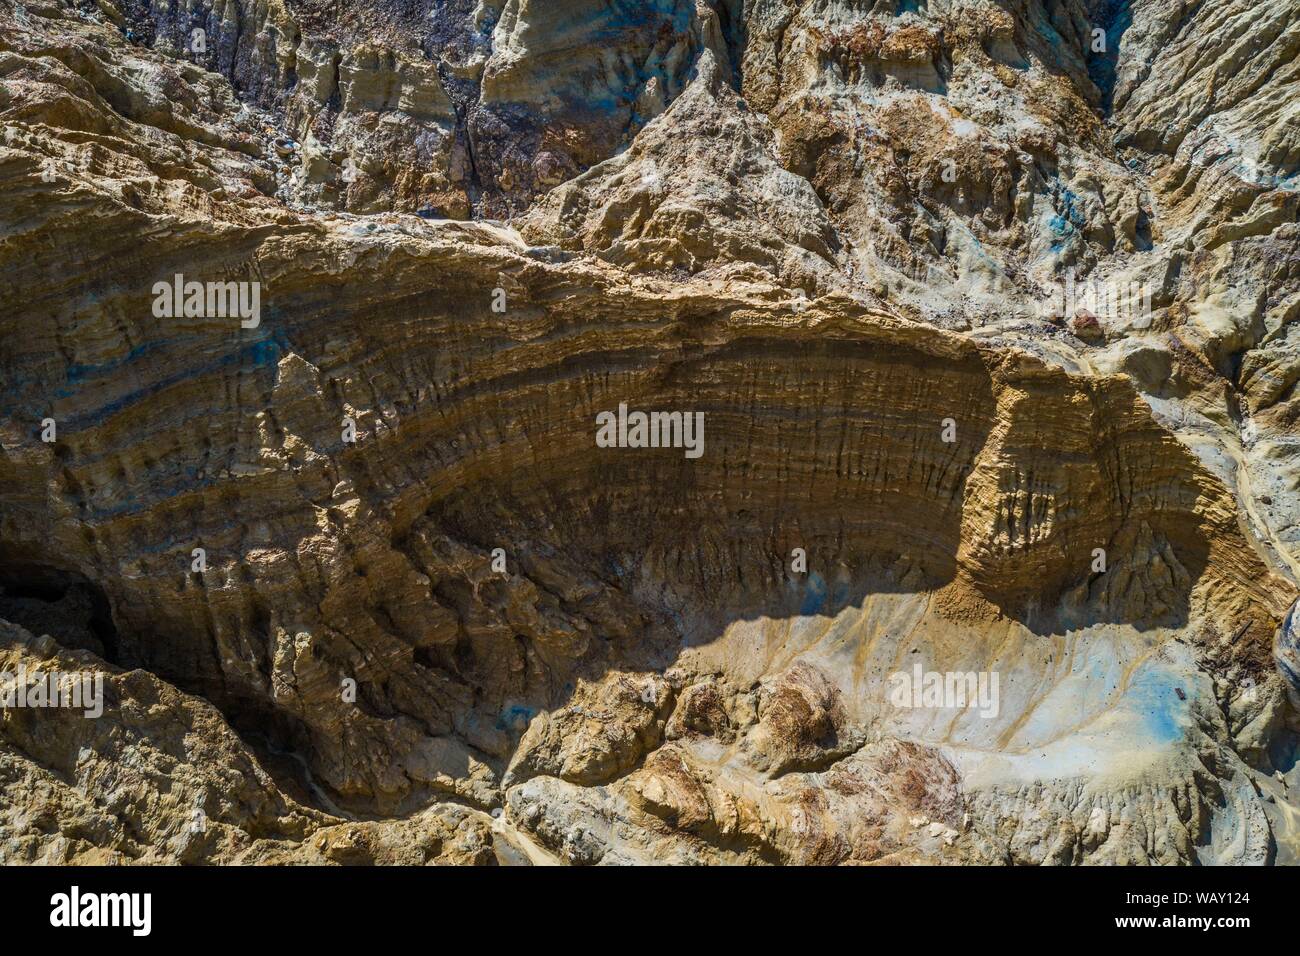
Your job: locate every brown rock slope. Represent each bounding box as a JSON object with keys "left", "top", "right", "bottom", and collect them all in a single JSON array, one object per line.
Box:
[{"left": 0, "top": 0, "right": 1297, "bottom": 864}]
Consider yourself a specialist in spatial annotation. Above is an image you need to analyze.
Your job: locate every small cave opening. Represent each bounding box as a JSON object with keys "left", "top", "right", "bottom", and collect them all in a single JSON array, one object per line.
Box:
[{"left": 0, "top": 561, "right": 122, "bottom": 664}]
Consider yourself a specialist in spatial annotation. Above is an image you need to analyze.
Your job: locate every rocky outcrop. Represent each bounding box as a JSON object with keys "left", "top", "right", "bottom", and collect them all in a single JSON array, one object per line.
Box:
[
  {"left": 102, "top": 0, "right": 744, "bottom": 217},
  {"left": 1, "top": 0, "right": 1298, "bottom": 865}
]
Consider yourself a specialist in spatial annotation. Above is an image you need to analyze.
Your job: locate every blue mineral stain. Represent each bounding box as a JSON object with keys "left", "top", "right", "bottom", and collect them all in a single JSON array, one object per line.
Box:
[
  {"left": 66, "top": 341, "right": 163, "bottom": 384},
  {"left": 896, "top": 0, "right": 921, "bottom": 13},
  {"left": 1052, "top": 186, "right": 1087, "bottom": 230},
  {"left": 801, "top": 571, "right": 828, "bottom": 616},
  {"left": 497, "top": 704, "right": 537, "bottom": 731},
  {"left": 1046, "top": 182, "right": 1087, "bottom": 253},
  {"left": 1126, "top": 663, "right": 1186, "bottom": 745},
  {"left": 249, "top": 338, "right": 280, "bottom": 368},
  {"left": 668, "top": 0, "right": 692, "bottom": 34},
  {"left": 66, "top": 332, "right": 284, "bottom": 429}
]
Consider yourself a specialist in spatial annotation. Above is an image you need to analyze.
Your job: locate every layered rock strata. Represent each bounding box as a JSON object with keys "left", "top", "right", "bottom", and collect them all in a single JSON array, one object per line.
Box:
[{"left": 0, "top": 0, "right": 1297, "bottom": 864}]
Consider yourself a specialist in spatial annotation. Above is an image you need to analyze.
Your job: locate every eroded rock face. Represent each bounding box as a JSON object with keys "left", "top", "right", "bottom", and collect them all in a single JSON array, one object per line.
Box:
[
  {"left": 1, "top": 0, "right": 1298, "bottom": 865},
  {"left": 102, "top": 0, "right": 742, "bottom": 217}
]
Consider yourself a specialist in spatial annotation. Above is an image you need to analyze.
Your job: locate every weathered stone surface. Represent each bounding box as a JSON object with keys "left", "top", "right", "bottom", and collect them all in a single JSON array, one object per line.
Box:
[{"left": 1, "top": 0, "right": 1298, "bottom": 865}]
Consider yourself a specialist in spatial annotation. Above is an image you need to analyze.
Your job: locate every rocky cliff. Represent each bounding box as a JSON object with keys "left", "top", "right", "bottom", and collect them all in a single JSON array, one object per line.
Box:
[{"left": 1, "top": 0, "right": 1298, "bottom": 864}]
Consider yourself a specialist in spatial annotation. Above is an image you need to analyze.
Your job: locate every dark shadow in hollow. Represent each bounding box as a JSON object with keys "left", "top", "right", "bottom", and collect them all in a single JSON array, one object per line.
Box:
[
  {"left": 0, "top": 560, "right": 120, "bottom": 662},
  {"left": 1085, "top": 0, "right": 1133, "bottom": 115}
]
